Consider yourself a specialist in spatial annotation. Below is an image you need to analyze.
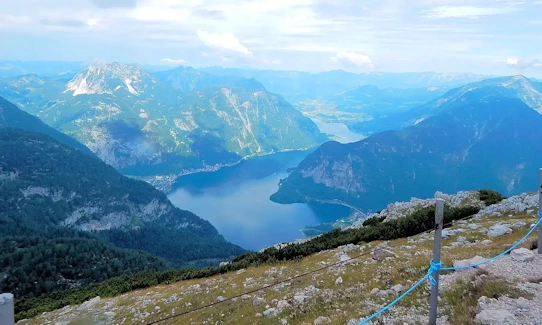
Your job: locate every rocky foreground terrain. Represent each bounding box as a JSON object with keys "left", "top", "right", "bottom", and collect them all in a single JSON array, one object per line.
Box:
[{"left": 17, "top": 191, "right": 541, "bottom": 325}]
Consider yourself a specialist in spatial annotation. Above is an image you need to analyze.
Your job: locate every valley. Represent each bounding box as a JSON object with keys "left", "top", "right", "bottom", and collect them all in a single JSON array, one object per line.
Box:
[
  {"left": 2, "top": 61, "right": 542, "bottom": 325},
  {"left": 2, "top": 1, "right": 542, "bottom": 324}
]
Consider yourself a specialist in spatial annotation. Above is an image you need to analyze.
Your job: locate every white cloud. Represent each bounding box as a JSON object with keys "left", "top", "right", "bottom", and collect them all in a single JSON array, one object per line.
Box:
[
  {"left": 331, "top": 52, "right": 372, "bottom": 67},
  {"left": 423, "top": 5, "right": 515, "bottom": 19},
  {"left": 505, "top": 57, "right": 542, "bottom": 70},
  {"left": 87, "top": 18, "right": 100, "bottom": 27},
  {"left": 160, "top": 58, "right": 187, "bottom": 65},
  {"left": 506, "top": 58, "right": 519, "bottom": 65},
  {"left": 196, "top": 30, "right": 252, "bottom": 55}
]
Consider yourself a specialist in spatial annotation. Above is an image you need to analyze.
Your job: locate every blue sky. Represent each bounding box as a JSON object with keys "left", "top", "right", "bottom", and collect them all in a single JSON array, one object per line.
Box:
[{"left": 1, "top": 0, "right": 541, "bottom": 76}]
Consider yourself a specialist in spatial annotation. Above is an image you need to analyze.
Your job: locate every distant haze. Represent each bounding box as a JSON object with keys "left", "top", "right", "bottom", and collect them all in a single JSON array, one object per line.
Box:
[{"left": 0, "top": 1, "right": 541, "bottom": 77}]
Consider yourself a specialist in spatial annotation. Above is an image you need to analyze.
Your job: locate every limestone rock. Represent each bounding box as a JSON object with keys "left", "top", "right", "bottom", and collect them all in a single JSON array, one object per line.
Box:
[
  {"left": 510, "top": 248, "right": 535, "bottom": 262},
  {"left": 453, "top": 256, "right": 488, "bottom": 270},
  {"left": 277, "top": 300, "right": 290, "bottom": 310},
  {"left": 253, "top": 297, "right": 265, "bottom": 306},
  {"left": 475, "top": 309, "right": 517, "bottom": 324},
  {"left": 293, "top": 295, "right": 308, "bottom": 304},
  {"left": 391, "top": 284, "right": 405, "bottom": 293},
  {"left": 371, "top": 248, "right": 397, "bottom": 260},
  {"left": 487, "top": 224, "right": 512, "bottom": 237},
  {"left": 263, "top": 307, "right": 279, "bottom": 318},
  {"left": 78, "top": 296, "right": 101, "bottom": 311}
]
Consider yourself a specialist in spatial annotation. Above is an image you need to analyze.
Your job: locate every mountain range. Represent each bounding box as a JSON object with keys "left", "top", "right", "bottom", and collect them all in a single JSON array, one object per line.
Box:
[
  {"left": 353, "top": 75, "right": 542, "bottom": 135},
  {"left": 271, "top": 76, "right": 542, "bottom": 212},
  {"left": 0, "top": 63, "right": 327, "bottom": 175}
]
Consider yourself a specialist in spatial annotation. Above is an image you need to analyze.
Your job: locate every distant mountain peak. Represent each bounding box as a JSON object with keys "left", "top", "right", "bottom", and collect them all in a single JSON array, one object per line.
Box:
[{"left": 65, "top": 62, "right": 155, "bottom": 97}]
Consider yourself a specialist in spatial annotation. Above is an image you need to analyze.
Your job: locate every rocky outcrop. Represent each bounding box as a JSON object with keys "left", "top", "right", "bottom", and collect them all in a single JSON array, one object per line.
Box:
[
  {"left": 347, "top": 190, "right": 483, "bottom": 229},
  {"left": 474, "top": 193, "right": 538, "bottom": 218}
]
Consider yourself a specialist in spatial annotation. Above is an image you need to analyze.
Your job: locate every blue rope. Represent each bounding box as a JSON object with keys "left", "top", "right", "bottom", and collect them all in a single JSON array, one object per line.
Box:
[
  {"left": 427, "top": 260, "right": 442, "bottom": 286},
  {"left": 358, "top": 260, "right": 441, "bottom": 325},
  {"left": 358, "top": 211, "right": 542, "bottom": 324},
  {"left": 441, "top": 212, "right": 542, "bottom": 271}
]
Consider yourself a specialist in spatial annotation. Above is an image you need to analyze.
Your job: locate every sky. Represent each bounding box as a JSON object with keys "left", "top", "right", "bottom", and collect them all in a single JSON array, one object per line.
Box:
[{"left": 0, "top": 0, "right": 541, "bottom": 76}]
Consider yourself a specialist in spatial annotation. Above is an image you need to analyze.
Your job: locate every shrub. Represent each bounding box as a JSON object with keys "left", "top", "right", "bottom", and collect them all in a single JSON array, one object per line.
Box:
[{"left": 478, "top": 189, "right": 506, "bottom": 206}]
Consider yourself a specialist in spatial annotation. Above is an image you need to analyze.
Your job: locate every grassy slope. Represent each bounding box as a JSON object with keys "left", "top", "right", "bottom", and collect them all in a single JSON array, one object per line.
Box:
[{"left": 18, "top": 210, "right": 541, "bottom": 325}]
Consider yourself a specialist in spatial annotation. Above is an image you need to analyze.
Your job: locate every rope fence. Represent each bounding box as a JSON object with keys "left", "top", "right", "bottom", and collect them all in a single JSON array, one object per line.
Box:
[
  {"left": 358, "top": 211, "right": 542, "bottom": 325},
  {"left": 144, "top": 209, "right": 485, "bottom": 324}
]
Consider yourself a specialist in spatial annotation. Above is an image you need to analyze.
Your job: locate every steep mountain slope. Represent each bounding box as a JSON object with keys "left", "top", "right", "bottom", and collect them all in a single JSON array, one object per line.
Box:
[
  {"left": 0, "top": 95, "right": 93, "bottom": 155},
  {"left": 353, "top": 75, "right": 542, "bottom": 135},
  {"left": 0, "top": 63, "right": 326, "bottom": 174},
  {"left": 0, "top": 126, "right": 245, "bottom": 264},
  {"left": 271, "top": 90, "right": 542, "bottom": 211}
]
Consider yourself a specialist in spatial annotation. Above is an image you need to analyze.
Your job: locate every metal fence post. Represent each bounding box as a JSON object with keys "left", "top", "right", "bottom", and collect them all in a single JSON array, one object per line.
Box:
[
  {"left": 0, "top": 293, "right": 15, "bottom": 325},
  {"left": 538, "top": 168, "right": 542, "bottom": 254},
  {"left": 429, "top": 198, "right": 444, "bottom": 325}
]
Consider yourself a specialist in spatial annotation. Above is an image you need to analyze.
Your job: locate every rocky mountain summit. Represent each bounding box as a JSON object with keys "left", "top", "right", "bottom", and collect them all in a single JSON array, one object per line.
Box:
[
  {"left": 18, "top": 189, "right": 542, "bottom": 325},
  {"left": 0, "top": 63, "right": 326, "bottom": 175}
]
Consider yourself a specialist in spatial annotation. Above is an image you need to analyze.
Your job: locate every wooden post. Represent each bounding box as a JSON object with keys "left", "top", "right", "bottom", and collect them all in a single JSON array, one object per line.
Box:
[
  {"left": 538, "top": 168, "right": 542, "bottom": 254},
  {"left": 429, "top": 199, "right": 444, "bottom": 325},
  {"left": 0, "top": 293, "right": 14, "bottom": 325}
]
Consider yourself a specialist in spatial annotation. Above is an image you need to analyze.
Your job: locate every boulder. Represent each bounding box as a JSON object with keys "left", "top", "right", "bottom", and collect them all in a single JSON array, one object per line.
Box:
[
  {"left": 510, "top": 248, "right": 535, "bottom": 262},
  {"left": 453, "top": 256, "right": 488, "bottom": 270},
  {"left": 371, "top": 248, "right": 397, "bottom": 260},
  {"left": 263, "top": 307, "right": 279, "bottom": 318},
  {"left": 293, "top": 295, "right": 308, "bottom": 304},
  {"left": 475, "top": 309, "right": 517, "bottom": 324},
  {"left": 456, "top": 236, "right": 467, "bottom": 243},
  {"left": 277, "top": 300, "right": 290, "bottom": 310},
  {"left": 253, "top": 297, "right": 265, "bottom": 306},
  {"left": 78, "top": 296, "right": 101, "bottom": 311},
  {"left": 487, "top": 225, "right": 512, "bottom": 238},
  {"left": 391, "top": 284, "right": 405, "bottom": 293}
]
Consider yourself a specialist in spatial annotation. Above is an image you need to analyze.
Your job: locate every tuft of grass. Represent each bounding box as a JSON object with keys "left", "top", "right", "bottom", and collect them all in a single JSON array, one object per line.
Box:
[{"left": 443, "top": 272, "right": 533, "bottom": 325}]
